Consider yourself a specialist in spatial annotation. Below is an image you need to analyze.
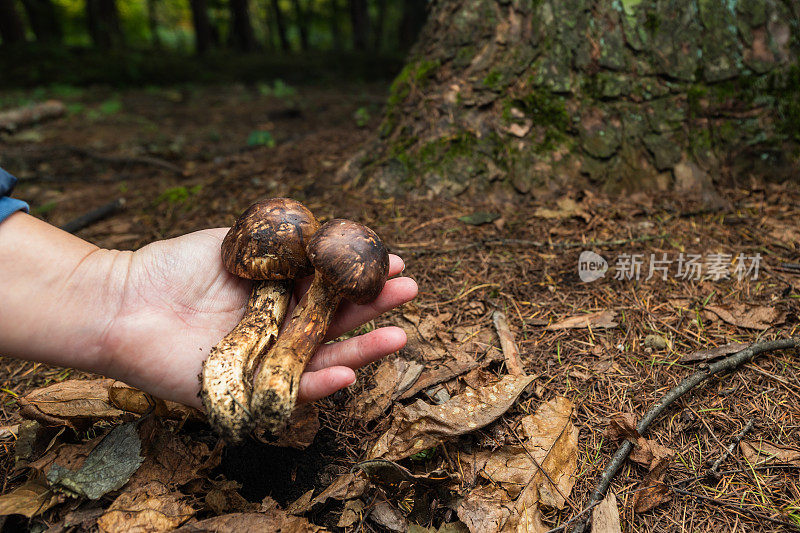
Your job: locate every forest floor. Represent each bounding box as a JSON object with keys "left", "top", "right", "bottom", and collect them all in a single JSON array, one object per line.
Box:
[{"left": 0, "top": 83, "right": 799, "bottom": 532}]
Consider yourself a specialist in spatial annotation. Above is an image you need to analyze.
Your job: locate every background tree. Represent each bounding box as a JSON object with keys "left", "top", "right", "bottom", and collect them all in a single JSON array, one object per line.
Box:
[
  {"left": 268, "top": 0, "right": 290, "bottom": 52},
  {"left": 349, "top": 0, "right": 369, "bottom": 51},
  {"left": 229, "top": 0, "right": 257, "bottom": 52},
  {"left": 21, "top": 0, "right": 63, "bottom": 44},
  {"left": 189, "top": 0, "right": 214, "bottom": 54},
  {"left": 0, "top": 0, "right": 27, "bottom": 45},
  {"left": 348, "top": 0, "right": 799, "bottom": 198},
  {"left": 86, "top": 0, "right": 123, "bottom": 48}
]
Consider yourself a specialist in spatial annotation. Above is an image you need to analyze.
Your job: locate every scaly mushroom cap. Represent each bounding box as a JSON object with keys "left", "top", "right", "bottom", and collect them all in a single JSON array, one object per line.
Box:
[
  {"left": 221, "top": 198, "right": 320, "bottom": 279},
  {"left": 306, "top": 219, "right": 389, "bottom": 304}
]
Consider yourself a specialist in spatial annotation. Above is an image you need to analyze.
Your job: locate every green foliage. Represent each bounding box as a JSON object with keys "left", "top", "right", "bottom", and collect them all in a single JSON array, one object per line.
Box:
[
  {"left": 258, "top": 79, "right": 297, "bottom": 99},
  {"left": 353, "top": 106, "right": 371, "bottom": 127},
  {"left": 154, "top": 184, "right": 203, "bottom": 207},
  {"left": 247, "top": 130, "right": 276, "bottom": 147}
]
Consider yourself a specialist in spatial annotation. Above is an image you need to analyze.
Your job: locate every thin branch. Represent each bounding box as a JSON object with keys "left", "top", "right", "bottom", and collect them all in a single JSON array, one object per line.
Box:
[
  {"left": 569, "top": 338, "right": 800, "bottom": 533},
  {"left": 708, "top": 419, "right": 755, "bottom": 478},
  {"left": 60, "top": 198, "right": 126, "bottom": 234}
]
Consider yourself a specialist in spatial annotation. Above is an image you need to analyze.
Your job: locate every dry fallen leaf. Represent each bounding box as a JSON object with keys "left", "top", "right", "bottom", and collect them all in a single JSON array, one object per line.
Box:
[
  {"left": 741, "top": 441, "right": 800, "bottom": 466},
  {"left": 370, "top": 501, "right": 407, "bottom": 532},
  {"left": 547, "top": 311, "right": 618, "bottom": 330},
  {"left": 175, "top": 502, "right": 325, "bottom": 533},
  {"left": 98, "top": 482, "right": 195, "bottom": 533},
  {"left": 337, "top": 499, "right": 365, "bottom": 528},
  {"left": 605, "top": 414, "right": 674, "bottom": 470},
  {"left": 632, "top": 455, "right": 672, "bottom": 513},
  {"left": 591, "top": 491, "right": 622, "bottom": 533},
  {"left": 0, "top": 477, "right": 61, "bottom": 518},
  {"left": 683, "top": 342, "right": 751, "bottom": 363},
  {"left": 255, "top": 402, "right": 320, "bottom": 449},
  {"left": 288, "top": 472, "right": 367, "bottom": 515},
  {"left": 18, "top": 378, "right": 124, "bottom": 428},
  {"left": 534, "top": 198, "right": 589, "bottom": 221},
  {"left": 348, "top": 357, "right": 425, "bottom": 422},
  {"left": 458, "top": 397, "right": 579, "bottom": 532},
  {"left": 369, "top": 374, "right": 535, "bottom": 460},
  {"left": 108, "top": 382, "right": 203, "bottom": 421},
  {"left": 704, "top": 304, "right": 785, "bottom": 330},
  {"left": 47, "top": 421, "right": 145, "bottom": 500}
]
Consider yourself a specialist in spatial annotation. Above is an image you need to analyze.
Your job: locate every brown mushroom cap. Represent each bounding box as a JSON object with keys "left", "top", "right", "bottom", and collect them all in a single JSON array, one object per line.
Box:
[
  {"left": 306, "top": 219, "right": 389, "bottom": 304},
  {"left": 221, "top": 198, "right": 320, "bottom": 279}
]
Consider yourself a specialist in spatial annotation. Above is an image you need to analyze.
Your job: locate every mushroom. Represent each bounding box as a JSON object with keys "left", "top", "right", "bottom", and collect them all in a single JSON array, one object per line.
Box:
[
  {"left": 201, "top": 198, "right": 319, "bottom": 443},
  {"left": 250, "top": 218, "right": 389, "bottom": 434}
]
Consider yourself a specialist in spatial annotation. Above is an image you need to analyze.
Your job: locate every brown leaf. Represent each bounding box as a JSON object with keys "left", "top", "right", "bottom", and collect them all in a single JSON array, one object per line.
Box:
[
  {"left": 591, "top": 491, "right": 622, "bottom": 533},
  {"left": 348, "top": 357, "right": 425, "bottom": 422},
  {"left": 174, "top": 510, "right": 325, "bottom": 532},
  {"left": 546, "top": 311, "right": 618, "bottom": 330},
  {"left": 18, "top": 379, "right": 123, "bottom": 428},
  {"left": 683, "top": 342, "right": 751, "bottom": 362},
  {"left": 704, "top": 304, "right": 785, "bottom": 330},
  {"left": 632, "top": 455, "right": 672, "bottom": 513},
  {"left": 370, "top": 501, "right": 407, "bottom": 532},
  {"left": 0, "top": 424, "right": 19, "bottom": 440},
  {"left": 741, "top": 441, "right": 800, "bottom": 466},
  {"left": 457, "top": 485, "right": 513, "bottom": 533},
  {"left": 205, "top": 480, "right": 255, "bottom": 514},
  {"left": 287, "top": 473, "right": 367, "bottom": 515},
  {"left": 605, "top": 415, "right": 673, "bottom": 471},
  {"left": 0, "top": 477, "right": 61, "bottom": 518},
  {"left": 108, "top": 382, "right": 203, "bottom": 421},
  {"left": 534, "top": 198, "right": 589, "bottom": 221},
  {"left": 97, "top": 482, "right": 194, "bottom": 533},
  {"left": 337, "top": 499, "right": 365, "bottom": 528},
  {"left": 369, "top": 375, "right": 535, "bottom": 460}
]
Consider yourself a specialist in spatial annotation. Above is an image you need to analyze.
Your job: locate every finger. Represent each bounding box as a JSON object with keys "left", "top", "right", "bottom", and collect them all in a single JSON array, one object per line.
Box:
[
  {"left": 297, "top": 366, "right": 356, "bottom": 404},
  {"left": 306, "top": 326, "right": 406, "bottom": 372},
  {"left": 294, "top": 254, "right": 405, "bottom": 297},
  {"left": 325, "top": 277, "right": 418, "bottom": 341}
]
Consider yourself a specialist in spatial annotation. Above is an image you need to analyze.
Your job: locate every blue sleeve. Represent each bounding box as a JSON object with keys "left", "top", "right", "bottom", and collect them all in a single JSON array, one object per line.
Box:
[{"left": 0, "top": 167, "right": 29, "bottom": 223}]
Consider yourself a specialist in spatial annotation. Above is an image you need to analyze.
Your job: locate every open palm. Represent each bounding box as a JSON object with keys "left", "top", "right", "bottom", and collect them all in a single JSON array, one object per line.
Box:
[{"left": 102, "top": 228, "right": 417, "bottom": 409}]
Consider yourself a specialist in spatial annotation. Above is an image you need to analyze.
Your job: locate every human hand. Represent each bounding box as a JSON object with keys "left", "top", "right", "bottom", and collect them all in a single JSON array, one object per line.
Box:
[{"left": 102, "top": 228, "right": 417, "bottom": 409}]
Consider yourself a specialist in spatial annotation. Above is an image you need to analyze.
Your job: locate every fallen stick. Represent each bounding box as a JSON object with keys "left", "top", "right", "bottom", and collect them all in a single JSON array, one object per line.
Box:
[
  {"left": 65, "top": 146, "right": 184, "bottom": 175},
  {"left": 0, "top": 100, "right": 66, "bottom": 132},
  {"left": 708, "top": 419, "right": 755, "bottom": 478},
  {"left": 60, "top": 198, "right": 126, "bottom": 234},
  {"left": 492, "top": 311, "right": 525, "bottom": 376},
  {"left": 569, "top": 338, "right": 800, "bottom": 533}
]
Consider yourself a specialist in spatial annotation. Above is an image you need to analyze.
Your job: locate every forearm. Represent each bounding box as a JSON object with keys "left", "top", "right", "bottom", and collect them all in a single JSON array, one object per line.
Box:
[{"left": 0, "top": 212, "right": 129, "bottom": 375}]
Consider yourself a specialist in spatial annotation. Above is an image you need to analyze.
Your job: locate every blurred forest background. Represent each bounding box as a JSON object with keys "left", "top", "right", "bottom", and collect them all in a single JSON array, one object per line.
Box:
[{"left": 0, "top": 0, "right": 426, "bottom": 86}]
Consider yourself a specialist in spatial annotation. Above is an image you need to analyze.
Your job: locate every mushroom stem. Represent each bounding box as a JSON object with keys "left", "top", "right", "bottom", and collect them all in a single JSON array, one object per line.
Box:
[
  {"left": 250, "top": 272, "right": 341, "bottom": 434},
  {"left": 201, "top": 280, "right": 291, "bottom": 443}
]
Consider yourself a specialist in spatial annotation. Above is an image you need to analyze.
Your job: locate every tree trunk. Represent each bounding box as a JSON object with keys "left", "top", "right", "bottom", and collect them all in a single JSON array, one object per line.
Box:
[
  {"left": 189, "top": 0, "right": 213, "bottom": 54},
  {"left": 146, "top": 0, "right": 160, "bottom": 48},
  {"left": 372, "top": 0, "right": 387, "bottom": 51},
  {"left": 229, "top": 0, "right": 258, "bottom": 52},
  {"left": 348, "top": 0, "right": 800, "bottom": 198},
  {"left": 269, "top": 0, "right": 290, "bottom": 52},
  {"left": 329, "top": 0, "right": 342, "bottom": 51},
  {"left": 399, "top": 0, "right": 426, "bottom": 50},
  {"left": 86, "top": 0, "right": 123, "bottom": 48},
  {"left": 0, "top": 0, "right": 27, "bottom": 45},
  {"left": 349, "top": 0, "right": 369, "bottom": 51},
  {"left": 291, "top": 0, "right": 309, "bottom": 52},
  {"left": 20, "top": 0, "right": 62, "bottom": 44}
]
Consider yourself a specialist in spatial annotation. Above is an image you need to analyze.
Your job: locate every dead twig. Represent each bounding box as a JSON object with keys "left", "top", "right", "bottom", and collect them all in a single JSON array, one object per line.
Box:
[
  {"left": 570, "top": 338, "right": 800, "bottom": 533},
  {"left": 492, "top": 311, "right": 525, "bottom": 376},
  {"left": 708, "top": 420, "right": 755, "bottom": 478},
  {"left": 60, "top": 198, "right": 126, "bottom": 234}
]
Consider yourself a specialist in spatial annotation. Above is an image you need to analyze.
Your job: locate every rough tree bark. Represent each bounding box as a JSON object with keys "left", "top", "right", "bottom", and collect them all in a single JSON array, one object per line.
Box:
[
  {"left": 0, "top": 0, "right": 27, "bottom": 45},
  {"left": 346, "top": 0, "right": 799, "bottom": 198},
  {"left": 189, "top": 0, "right": 213, "bottom": 54},
  {"left": 21, "top": 0, "right": 63, "bottom": 44},
  {"left": 229, "top": 0, "right": 258, "bottom": 52},
  {"left": 291, "top": 0, "right": 310, "bottom": 51}
]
